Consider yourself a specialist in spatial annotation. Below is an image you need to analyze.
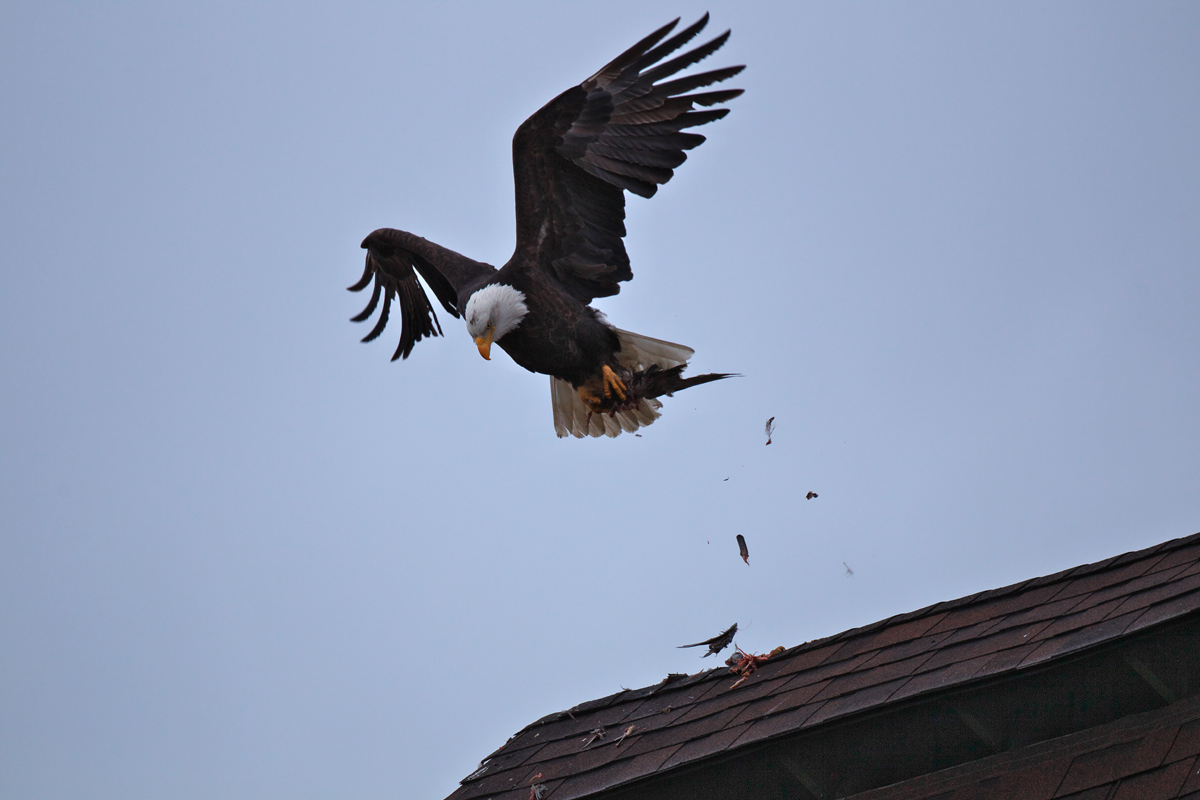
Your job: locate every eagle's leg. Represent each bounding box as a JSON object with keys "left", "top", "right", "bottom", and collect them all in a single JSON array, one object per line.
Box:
[
  {"left": 576, "top": 367, "right": 632, "bottom": 418},
  {"left": 601, "top": 365, "right": 627, "bottom": 401},
  {"left": 577, "top": 386, "right": 605, "bottom": 411}
]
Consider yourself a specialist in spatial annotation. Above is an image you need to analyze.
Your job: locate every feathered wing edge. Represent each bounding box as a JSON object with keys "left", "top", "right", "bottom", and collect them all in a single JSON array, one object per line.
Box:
[
  {"left": 348, "top": 250, "right": 447, "bottom": 361},
  {"left": 561, "top": 14, "right": 746, "bottom": 199},
  {"left": 349, "top": 228, "right": 494, "bottom": 361},
  {"left": 513, "top": 15, "right": 744, "bottom": 305}
]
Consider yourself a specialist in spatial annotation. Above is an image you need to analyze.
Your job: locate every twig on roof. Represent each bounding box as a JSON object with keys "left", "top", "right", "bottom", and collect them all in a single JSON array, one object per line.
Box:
[{"left": 581, "top": 728, "right": 605, "bottom": 749}]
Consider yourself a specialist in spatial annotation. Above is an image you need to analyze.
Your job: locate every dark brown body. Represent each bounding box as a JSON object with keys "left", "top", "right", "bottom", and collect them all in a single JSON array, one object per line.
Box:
[{"left": 491, "top": 267, "right": 620, "bottom": 386}]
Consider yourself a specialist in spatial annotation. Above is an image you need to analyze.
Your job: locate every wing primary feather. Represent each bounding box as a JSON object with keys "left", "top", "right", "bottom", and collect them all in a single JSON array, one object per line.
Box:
[
  {"left": 676, "top": 108, "right": 730, "bottom": 128},
  {"left": 583, "top": 152, "right": 674, "bottom": 184},
  {"left": 347, "top": 260, "right": 373, "bottom": 292},
  {"left": 427, "top": 286, "right": 445, "bottom": 336},
  {"left": 392, "top": 303, "right": 412, "bottom": 361},
  {"left": 613, "top": 80, "right": 741, "bottom": 116},
  {"left": 574, "top": 160, "right": 658, "bottom": 198},
  {"left": 411, "top": 255, "right": 461, "bottom": 317},
  {"left": 641, "top": 31, "right": 732, "bottom": 86},
  {"left": 361, "top": 286, "right": 393, "bottom": 343},
  {"left": 653, "top": 65, "right": 746, "bottom": 98},
  {"left": 606, "top": 118, "right": 708, "bottom": 136},
  {"left": 392, "top": 279, "right": 418, "bottom": 361},
  {"left": 597, "top": 130, "right": 707, "bottom": 151},
  {"left": 588, "top": 18, "right": 680, "bottom": 84},
  {"left": 679, "top": 89, "right": 744, "bottom": 107},
  {"left": 391, "top": 333, "right": 409, "bottom": 362},
  {"left": 634, "top": 13, "right": 709, "bottom": 72},
  {"left": 350, "top": 279, "right": 382, "bottom": 323},
  {"left": 588, "top": 143, "right": 686, "bottom": 169},
  {"left": 610, "top": 97, "right": 699, "bottom": 125}
]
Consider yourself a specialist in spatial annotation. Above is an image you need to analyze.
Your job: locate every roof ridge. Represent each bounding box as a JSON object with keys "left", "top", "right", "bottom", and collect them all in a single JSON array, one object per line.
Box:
[
  {"left": 503, "top": 532, "right": 1200, "bottom": 745},
  {"left": 778, "top": 529, "right": 1200, "bottom": 658},
  {"left": 463, "top": 527, "right": 1200, "bottom": 786}
]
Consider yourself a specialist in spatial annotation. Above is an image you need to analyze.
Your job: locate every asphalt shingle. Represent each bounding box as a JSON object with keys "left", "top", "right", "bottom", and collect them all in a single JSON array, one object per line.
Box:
[{"left": 447, "top": 532, "right": 1200, "bottom": 800}]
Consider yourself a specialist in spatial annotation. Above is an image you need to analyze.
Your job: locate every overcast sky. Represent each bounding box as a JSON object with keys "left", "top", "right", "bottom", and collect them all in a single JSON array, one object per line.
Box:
[{"left": 2, "top": 2, "right": 1199, "bottom": 799}]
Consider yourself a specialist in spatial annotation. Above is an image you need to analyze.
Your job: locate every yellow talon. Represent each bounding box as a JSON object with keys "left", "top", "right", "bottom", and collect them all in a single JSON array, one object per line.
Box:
[
  {"left": 577, "top": 386, "right": 603, "bottom": 411},
  {"left": 602, "top": 365, "right": 627, "bottom": 401}
]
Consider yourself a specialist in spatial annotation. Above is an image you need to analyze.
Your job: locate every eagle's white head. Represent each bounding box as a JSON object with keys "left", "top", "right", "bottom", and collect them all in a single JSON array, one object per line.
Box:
[{"left": 464, "top": 284, "right": 528, "bottom": 360}]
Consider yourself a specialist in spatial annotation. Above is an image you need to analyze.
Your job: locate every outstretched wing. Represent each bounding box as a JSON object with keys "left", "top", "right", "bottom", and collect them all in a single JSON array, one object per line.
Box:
[
  {"left": 350, "top": 228, "right": 495, "bottom": 361},
  {"left": 511, "top": 15, "right": 743, "bottom": 303}
]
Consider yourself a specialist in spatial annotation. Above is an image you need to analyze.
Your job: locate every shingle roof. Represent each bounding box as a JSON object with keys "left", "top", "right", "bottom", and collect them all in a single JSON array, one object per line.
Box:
[{"left": 447, "top": 532, "right": 1200, "bottom": 800}]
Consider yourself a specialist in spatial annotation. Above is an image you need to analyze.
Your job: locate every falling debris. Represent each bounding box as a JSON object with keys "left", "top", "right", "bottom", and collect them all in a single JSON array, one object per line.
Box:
[
  {"left": 634, "top": 434, "right": 642, "bottom": 438},
  {"left": 723, "top": 477, "right": 729, "bottom": 481},
  {"left": 737, "top": 534, "right": 750, "bottom": 565},
  {"left": 678, "top": 623, "right": 738, "bottom": 657},
  {"left": 844, "top": 562, "right": 854, "bottom": 576},
  {"left": 765, "top": 416, "right": 776, "bottom": 445},
  {"left": 806, "top": 491, "right": 818, "bottom": 500}
]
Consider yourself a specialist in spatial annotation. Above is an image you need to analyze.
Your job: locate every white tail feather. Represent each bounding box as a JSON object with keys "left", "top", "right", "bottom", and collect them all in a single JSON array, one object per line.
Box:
[
  {"left": 613, "top": 328, "right": 693, "bottom": 370},
  {"left": 551, "top": 375, "right": 663, "bottom": 438},
  {"left": 550, "top": 327, "right": 690, "bottom": 438}
]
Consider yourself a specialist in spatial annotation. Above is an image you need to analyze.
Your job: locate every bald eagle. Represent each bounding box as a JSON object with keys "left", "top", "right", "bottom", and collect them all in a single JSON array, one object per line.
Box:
[{"left": 350, "top": 15, "right": 742, "bottom": 437}]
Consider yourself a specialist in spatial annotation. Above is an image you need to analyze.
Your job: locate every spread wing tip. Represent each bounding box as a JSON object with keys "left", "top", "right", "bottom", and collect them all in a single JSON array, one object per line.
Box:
[
  {"left": 347, "top": 260, "right": 373, "bottom": 292},
  {"left": 349, "top": 280, "right": 382, "bottom": 322},
  {"left": 514, "top": 15, "right": 744, "bottom": 302},
  {"left": 349, "top": 244, "right": 446, "bottom": 361}
]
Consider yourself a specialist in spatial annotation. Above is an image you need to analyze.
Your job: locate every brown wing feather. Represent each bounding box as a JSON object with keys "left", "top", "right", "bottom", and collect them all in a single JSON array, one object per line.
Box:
[
  {"left": 351, "top": 228, "right": 495, "bottom": 361},
  {"left": 511, "top": 15, "right": 743, "bottom": 304}
]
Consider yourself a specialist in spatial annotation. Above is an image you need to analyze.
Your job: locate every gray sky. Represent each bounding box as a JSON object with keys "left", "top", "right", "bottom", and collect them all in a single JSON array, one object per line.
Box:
[{"left": 2, "top": 2, "right": 1198, "bottom": 798}]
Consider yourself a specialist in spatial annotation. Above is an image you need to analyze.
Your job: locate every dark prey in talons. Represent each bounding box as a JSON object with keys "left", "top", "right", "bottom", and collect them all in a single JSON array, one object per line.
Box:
[{"left": 678, "top": 623, "right": 738, "bottom": 657}]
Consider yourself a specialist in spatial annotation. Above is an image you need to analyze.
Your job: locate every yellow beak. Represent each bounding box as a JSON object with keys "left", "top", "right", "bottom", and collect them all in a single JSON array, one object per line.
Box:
[{"left": 475, "top": 326, "right": 494, "bottom": 360}]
